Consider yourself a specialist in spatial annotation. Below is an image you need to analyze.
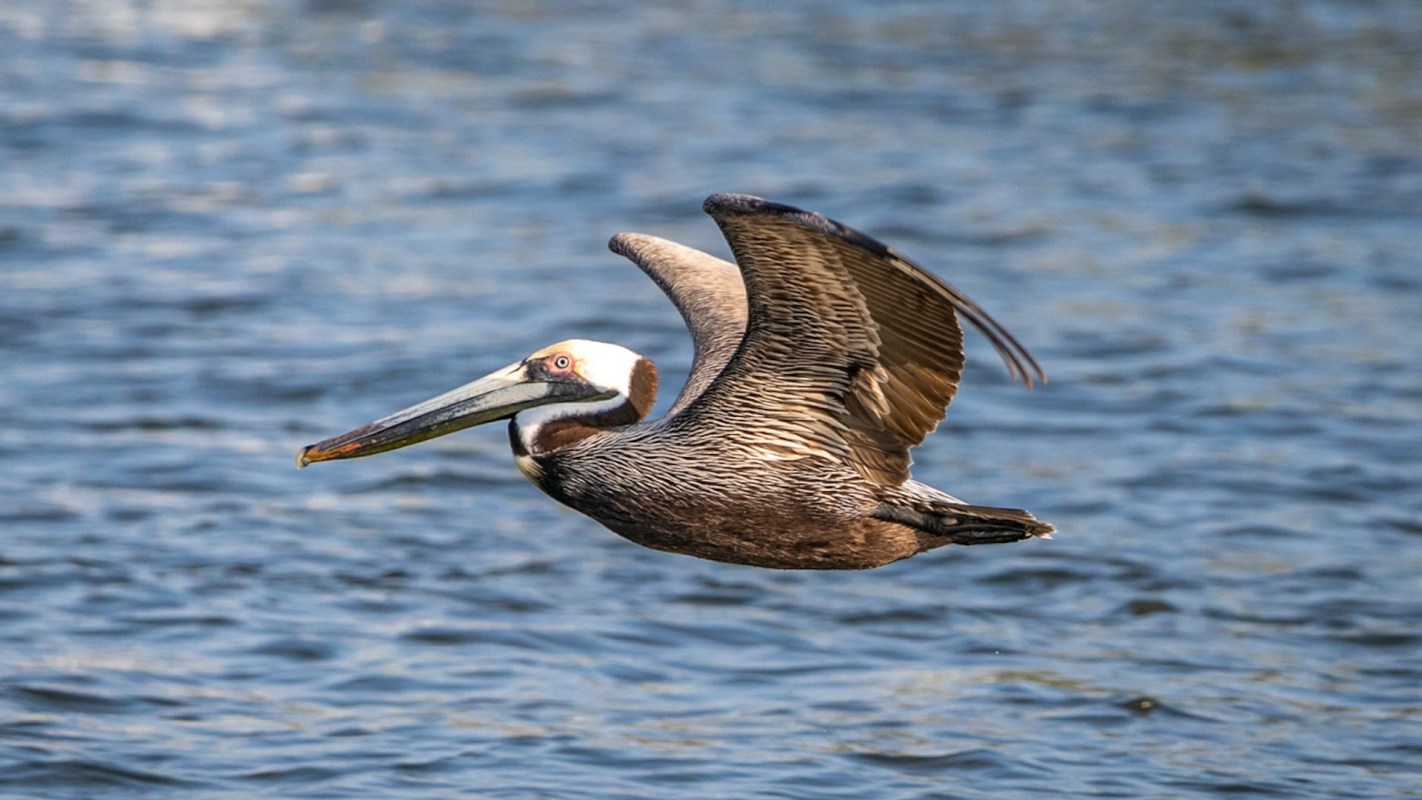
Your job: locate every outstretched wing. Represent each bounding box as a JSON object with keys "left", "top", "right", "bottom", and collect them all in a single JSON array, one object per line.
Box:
[
  {"left": 609, "top": 233, "right": 747, "bottom": 417},
  {"left": 678, "top": 193, "right": 1044, "bottom": 487}
]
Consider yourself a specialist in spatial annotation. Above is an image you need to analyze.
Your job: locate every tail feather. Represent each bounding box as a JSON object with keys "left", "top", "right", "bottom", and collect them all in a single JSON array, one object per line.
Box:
[{"left": 874, "top": 498, "right": 1054, "bottom": 546}]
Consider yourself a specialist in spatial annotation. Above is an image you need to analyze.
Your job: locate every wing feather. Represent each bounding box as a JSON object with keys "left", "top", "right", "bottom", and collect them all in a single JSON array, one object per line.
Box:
[
  {"left": 685, "top": 194, "right": 1044, "bottom": 487},
  {"left": 608, "top": 233, "right": 747, "bottom": 416}
]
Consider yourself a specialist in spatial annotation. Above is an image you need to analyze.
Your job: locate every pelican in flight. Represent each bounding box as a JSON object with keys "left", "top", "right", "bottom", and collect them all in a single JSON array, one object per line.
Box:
[{"left": 299, "top": 194, "right": 1053, "bottom": 569}]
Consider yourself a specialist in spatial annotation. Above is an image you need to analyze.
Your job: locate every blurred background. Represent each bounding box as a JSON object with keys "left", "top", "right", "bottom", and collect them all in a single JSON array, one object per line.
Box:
[{"left": 2, "top": 1, "right": 1420, "bottom": 797}]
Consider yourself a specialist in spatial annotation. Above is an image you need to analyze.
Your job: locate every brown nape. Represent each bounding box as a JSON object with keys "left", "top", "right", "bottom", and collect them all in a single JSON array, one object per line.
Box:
[
  {"left": 627, "top": 357, "right": 658, "bottom": 419},
  {"left": 530, "top": 358, "right": 659, "bottom": 455}
]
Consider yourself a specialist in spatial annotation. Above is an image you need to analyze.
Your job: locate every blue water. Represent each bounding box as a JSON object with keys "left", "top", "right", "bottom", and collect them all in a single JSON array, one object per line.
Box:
[{"left": 3, "top": 1, "right": 1421, "bottom": 797}]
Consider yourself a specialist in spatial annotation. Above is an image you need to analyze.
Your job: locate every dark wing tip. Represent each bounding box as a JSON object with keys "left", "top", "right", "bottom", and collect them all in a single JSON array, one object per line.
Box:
[
  {"left": 702, "top": 192, "right": 776, "bottom": 215},
  {"left": 704, "top": 193, "right": 815, "bottom": 218},
  {"left": 703, "top": 192, "right": 1047, "bottom": 388},
  {"left": 703, "top": 193, "right": 893, "bottom": 259}
]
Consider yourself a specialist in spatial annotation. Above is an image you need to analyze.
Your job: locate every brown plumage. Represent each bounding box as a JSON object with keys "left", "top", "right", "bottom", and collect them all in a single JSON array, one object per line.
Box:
[{"left": 299, "top": 194, "right": 1053, "bottom": 569}]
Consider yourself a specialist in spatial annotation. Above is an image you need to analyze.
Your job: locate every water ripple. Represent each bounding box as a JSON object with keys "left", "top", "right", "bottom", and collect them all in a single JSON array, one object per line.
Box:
[{"left": 2, "top": 1, "right": 1421, "bottom": 798}]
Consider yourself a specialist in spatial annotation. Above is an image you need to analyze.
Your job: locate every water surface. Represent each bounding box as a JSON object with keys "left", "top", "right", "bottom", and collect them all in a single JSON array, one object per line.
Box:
[{"left": 2, "top": 1, "right": 1420, "bottom": 797}]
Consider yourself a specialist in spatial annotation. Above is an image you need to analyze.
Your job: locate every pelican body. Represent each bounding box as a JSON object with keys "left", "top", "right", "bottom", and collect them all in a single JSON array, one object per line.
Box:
[{"left": 300, "top": 194, "right": 1052, "bottom": 569}]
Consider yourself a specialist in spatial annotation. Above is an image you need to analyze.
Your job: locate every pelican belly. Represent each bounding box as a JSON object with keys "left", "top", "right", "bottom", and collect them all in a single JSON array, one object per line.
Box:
[{"left": 536, "top": 444, "right": 920, "bottom": 569}]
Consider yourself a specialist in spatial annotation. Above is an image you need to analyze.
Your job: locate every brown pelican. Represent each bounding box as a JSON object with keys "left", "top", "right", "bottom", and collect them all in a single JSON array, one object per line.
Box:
[{"left": 298, "top": 194, "right": 1053, "bottom": 569}]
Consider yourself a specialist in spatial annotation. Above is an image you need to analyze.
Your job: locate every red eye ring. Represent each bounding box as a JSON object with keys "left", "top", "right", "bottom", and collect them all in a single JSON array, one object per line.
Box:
[{"left": 552, "top": 354, "right": 572, "bottom": 371}]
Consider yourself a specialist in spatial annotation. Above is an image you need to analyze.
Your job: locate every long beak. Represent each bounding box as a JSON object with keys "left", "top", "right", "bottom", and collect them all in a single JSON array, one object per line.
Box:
[{"left": 297, "top": 361, "right": 610, "bottom": 467}]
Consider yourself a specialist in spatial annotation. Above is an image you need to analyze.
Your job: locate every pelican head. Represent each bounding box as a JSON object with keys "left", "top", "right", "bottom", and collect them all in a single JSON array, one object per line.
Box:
[{"left": 298, "top": 339, "right": 658, "bottom": 467}]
